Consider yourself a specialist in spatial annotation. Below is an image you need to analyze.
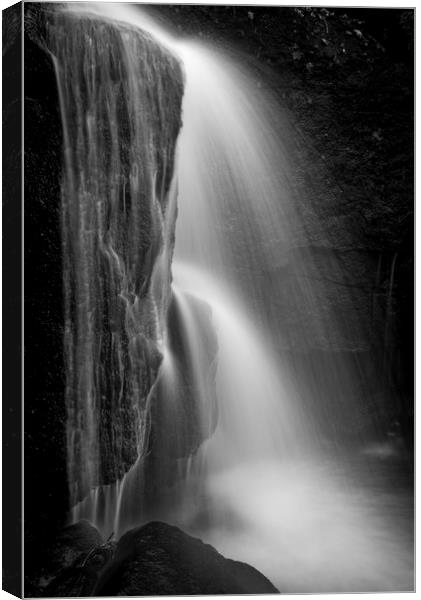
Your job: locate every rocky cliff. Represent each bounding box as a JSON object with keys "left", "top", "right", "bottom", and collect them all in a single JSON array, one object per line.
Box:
[
  {"left": 28, "top": 520, "right": 278, "bottom": 597},
  {"left": 45, "top": 6, "right": 184, "bottom": 504},
  {"left": 24, "top": 0, "right": 192, "bottom": 576}
]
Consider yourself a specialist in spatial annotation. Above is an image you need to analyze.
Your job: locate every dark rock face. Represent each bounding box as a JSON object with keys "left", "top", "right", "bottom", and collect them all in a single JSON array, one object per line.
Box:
[
  {"left": 25, "top": 1, "right": 185, "bottom": 511},
  {"left": 3, "top": 5, "right": 23, "bottom": 595},
  {"left": 44, "top": 6, "right": 184, "bottom": 504},
  {"left": 94, "top": 521, "right": 278, "bottom": 596},
  {"left": 45, "top": 520, "right": 104, "bottom": 574},
  {"left": 24, "top": 2, "right": 69, "bottom": 582},
  {"left": 23, "top": 0, "right": 186, "bottom": 582},
  {"left": 27, "top": 520, "right": 106, "bottom": 597},
  {"left": 27, "top": 520, "right": 278, "bottom": 597}
]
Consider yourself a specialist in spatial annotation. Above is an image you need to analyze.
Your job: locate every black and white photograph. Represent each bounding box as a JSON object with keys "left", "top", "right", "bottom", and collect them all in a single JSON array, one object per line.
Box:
[{"left": 2, "top": 1, "right": 415, "bottom": 596}]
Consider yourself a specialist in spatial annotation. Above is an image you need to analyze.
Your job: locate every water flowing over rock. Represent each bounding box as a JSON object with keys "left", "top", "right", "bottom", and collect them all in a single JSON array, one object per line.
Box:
[
  {"left": 22, "top": 4, "right": 413, "bottom": 594},
  {"left": 45, "top": 7, "right": 184, "bottom": 504}
]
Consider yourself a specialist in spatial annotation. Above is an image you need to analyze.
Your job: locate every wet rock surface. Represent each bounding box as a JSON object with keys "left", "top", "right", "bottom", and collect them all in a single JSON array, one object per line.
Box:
[
  {"left": 26, "top": 520, "right": 107, "bottom": 597},
  {"left": 95, "top": 521, "right": 278, "bottom": 596},
  {"left": 45, "top": 5, "right": 184, "bottom": 502},
  {"left": 28, "top": 520, "right": 278, "bottom": 597}
]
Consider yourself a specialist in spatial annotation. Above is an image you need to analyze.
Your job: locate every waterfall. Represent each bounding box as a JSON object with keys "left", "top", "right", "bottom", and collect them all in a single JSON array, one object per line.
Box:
[
  {"left": 165, "top": 35, "right": 413, "bottom": 592},
  {"left": 50, "top": 3, "right": 412, "bottom": 593},
  {"left": 47, "top": 7, "right": 183, "bottom": 506}
]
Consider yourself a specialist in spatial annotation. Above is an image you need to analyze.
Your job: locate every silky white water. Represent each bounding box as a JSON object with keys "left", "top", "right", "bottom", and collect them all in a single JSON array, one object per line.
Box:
[
  {"left": 63, "top": 3, "right": 413, "bottom": 593},
  {"left": 169, "top": 29, "right": 413, "bottom": 592}
]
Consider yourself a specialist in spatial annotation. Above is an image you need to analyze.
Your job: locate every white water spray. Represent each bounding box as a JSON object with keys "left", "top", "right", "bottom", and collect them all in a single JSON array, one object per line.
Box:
[
  {"left": 58, "top": 3, "right": 413, "bottom": 593},
  {"left": 167, "top": 30, "right": 413, "bottom": 592}
]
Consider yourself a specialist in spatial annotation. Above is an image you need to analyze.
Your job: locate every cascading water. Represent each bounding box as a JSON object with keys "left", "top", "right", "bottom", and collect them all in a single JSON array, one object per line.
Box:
[
  {"left": 51, "top": 3, "right": 413, "bottom": 593},
  {"left": 47, "top": 6, "right": 183, "bottom": 507},
  {"left": 167, "top": 33, "right": 413, "bottom": 593}
]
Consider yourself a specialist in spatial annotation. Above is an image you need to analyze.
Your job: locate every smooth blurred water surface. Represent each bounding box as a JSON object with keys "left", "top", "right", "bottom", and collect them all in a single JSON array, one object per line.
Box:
[{"left": 183, "top": 451, "right": 413, "bottom": 593}]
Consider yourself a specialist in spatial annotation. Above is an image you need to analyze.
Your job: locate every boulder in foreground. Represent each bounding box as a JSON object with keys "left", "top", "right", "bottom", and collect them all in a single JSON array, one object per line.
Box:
[{"left": 94, "top": 521, "right": 278, "bottom": 596}]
